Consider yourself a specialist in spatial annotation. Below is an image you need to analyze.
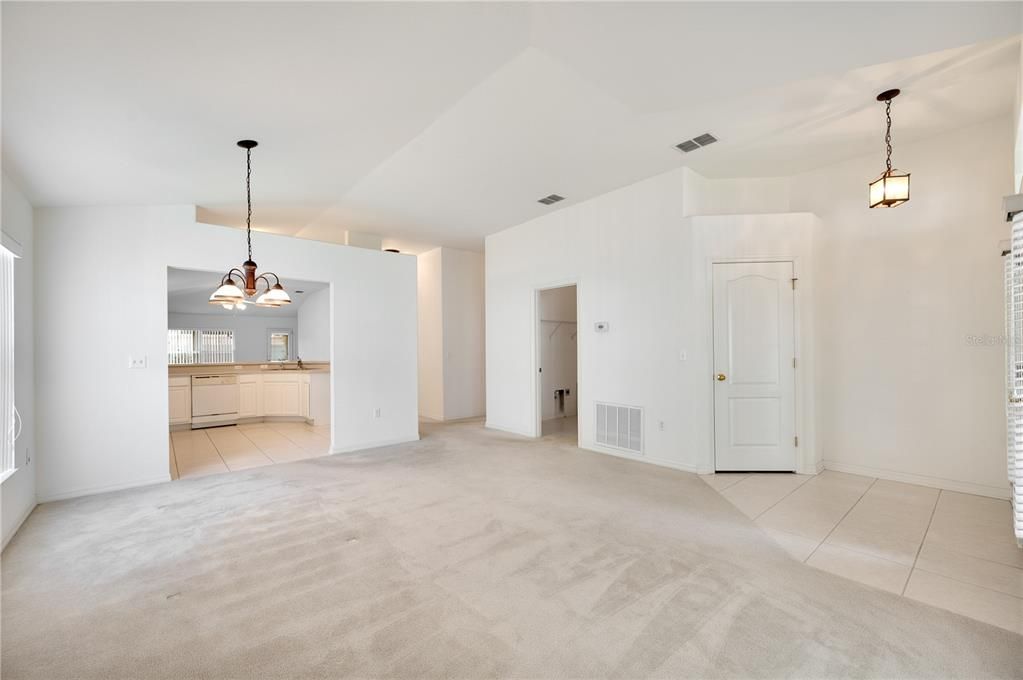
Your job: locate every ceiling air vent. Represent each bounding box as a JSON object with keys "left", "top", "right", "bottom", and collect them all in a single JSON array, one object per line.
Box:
[
  {"left": 538, "top": 194, "right": 564, "bottom": 205},
  {"left": 675, "top": 132, "right": 718, "bottom": 154}
]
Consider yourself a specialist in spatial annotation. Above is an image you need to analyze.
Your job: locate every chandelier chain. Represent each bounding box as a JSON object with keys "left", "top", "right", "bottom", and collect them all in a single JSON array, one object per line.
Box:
[
  {"left": 243, "top": 147, "right": 251, "bottom": 260},
  {"left": 884, "top": 99, "right": 893, "bottom": 173}
]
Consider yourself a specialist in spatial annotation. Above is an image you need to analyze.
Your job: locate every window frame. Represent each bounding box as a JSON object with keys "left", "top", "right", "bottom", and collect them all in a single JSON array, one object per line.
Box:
[{"left": 267, "top": 328, "right": 294, "bottom": 362}]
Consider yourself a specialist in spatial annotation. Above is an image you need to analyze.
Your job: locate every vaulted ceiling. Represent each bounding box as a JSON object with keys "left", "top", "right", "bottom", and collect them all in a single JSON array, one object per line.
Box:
[{"left": 4, "top": 2, "right": 1020, "bottom": 252}]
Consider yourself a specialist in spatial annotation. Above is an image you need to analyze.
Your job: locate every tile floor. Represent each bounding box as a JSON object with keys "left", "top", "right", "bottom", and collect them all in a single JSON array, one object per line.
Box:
[
  {"left": 702, "top": 470, "right": 1023, "bottom": 634},
  {"left": 169, "top": 422, "right": 330, "bottom": 479}
]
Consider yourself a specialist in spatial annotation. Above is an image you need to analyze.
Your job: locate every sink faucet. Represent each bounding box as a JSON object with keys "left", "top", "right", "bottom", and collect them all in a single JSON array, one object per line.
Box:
[{"left": 297, "top": 356, "right": 303, "bottom": 370}]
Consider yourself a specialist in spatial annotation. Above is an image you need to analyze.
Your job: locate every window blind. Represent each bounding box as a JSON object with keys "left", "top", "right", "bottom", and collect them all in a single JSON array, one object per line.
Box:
[
  {"left": 1, "top": 245, "right": 15, "bottom": 475},
  {"left": 1006, "top": 219, "right": 1023, "bottom": 546},
  {"left": 167, "top": 329, "right": 235, "bottom": 365}
]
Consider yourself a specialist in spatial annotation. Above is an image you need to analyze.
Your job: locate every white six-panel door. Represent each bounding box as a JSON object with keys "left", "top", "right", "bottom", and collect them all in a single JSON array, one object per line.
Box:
[{"left": 712, "top": 261, "right": 797, "bottom": 471}]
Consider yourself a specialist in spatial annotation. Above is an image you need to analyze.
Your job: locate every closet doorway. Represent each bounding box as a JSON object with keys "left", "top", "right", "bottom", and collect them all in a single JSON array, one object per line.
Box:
[{"left": 536, "top": 284, "right": 578, "bottom": 442}]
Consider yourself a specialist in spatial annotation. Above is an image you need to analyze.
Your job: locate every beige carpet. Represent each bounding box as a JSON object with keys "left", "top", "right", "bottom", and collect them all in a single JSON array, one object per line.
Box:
[{"left": 2, "top": 421, "right": 1021, "bottom": 679}]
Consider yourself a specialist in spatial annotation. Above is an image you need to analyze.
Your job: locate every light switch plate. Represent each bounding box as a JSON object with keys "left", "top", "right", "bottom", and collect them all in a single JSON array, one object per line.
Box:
[
  {"left": 594, "top": 321, "right": 609, "bottom": 333},
  {"left": 128, "top": 355, "right": 148, "bottom": 369}
]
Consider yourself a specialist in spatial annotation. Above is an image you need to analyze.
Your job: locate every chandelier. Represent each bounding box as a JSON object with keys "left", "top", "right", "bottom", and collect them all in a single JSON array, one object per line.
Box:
[
  {"left": 209, "top": 140, "right": 291, "bottom": 310},
  {"left": 868, "top": 89, "right": 910, "bottom": 209}
]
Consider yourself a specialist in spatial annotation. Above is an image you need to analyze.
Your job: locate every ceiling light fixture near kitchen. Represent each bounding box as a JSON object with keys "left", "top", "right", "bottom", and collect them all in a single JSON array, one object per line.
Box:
[
  {"left": 868, "top": 89, "right": 910, "bottom": 208},
  {"left": 209, "top": 140, "right": 292, "bottom": 309}
]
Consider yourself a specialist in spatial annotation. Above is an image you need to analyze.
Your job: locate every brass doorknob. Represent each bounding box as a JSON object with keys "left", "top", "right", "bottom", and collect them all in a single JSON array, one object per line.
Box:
[{"left": 716, "top": 373, "right": 727, "bottom": 381}]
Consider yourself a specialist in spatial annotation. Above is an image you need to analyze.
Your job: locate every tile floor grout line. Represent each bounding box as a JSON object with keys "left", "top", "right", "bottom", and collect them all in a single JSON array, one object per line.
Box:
[
  {"left": 910, "top": 563, "right": 1023, "bottom": 600},
  {"left": 705, "top": 474, "right": 749, "bottom": 493},
  {"left": 202, "top": 429, "right": 233, "bottom": 470},
  {"left": 804, "top": 476, "right": 878, "bottom": 564},
  {"left": 901, "top": 488, "right": 941, "bottom": 596},
  {"left": 751, "top": 472, "right": 818, "bottom": 521},
  {"left": 234, "top": 427, "right": 275, "bottom": 464}
]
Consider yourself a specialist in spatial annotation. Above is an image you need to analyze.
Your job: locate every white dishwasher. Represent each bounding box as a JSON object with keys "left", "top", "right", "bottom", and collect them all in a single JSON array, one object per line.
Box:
[{"left": 191, "top": 375, "right": 240, "bottom": 428}]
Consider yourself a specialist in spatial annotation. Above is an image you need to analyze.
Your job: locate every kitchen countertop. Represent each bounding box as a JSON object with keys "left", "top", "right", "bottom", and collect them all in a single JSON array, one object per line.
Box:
[{"left": 169, "top": 361, "right": 330, "bottom": 377}]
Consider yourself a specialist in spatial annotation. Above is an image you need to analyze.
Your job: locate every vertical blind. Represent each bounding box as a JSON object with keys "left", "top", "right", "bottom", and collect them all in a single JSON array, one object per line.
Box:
[
  {"left": 167, "top": 329, "right": 235, "bottom": 365},
  {"left": 1005, "top": 220, "right": 1023, "bottom": 545},
  {"left": 1, "top": 245, "right": 15, "bottom": 475}
]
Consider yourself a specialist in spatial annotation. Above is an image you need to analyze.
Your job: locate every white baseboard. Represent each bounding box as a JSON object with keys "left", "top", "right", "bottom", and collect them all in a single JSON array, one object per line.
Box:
[
  {"left": 582, "top": 443, "right": 705, "bottom": 474},
  {"left": 484, "top": 421, "right": 532, "bottom": 438},
  {"left": 2, "top": 500, "right": 38, "bottom": 551},
  {"left": 822, "top": 460, "right": 1009, "bottom": 500},
  {"left": 330, "top": 434, "right": 420, "bottom": 455},
  {"left": 39, "top": 474, "right": 174, "bottom": 503}
]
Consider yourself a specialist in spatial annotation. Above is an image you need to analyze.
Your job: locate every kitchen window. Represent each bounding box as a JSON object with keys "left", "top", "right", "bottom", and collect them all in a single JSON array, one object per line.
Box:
[
  {"left": 268, "top": 329, "right": 293, "bottom": 362},
  {"left": 168, "top": 329, "right": 235, "bottom": 365}
]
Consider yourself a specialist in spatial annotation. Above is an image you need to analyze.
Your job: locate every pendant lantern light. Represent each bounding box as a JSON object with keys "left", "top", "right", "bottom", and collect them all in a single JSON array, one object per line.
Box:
[
  {"left": 209, "top": 140, "right": 291, "bottom": 309},
  {"left": 868, "top": 89, "right": 910, "bottom": 209}
]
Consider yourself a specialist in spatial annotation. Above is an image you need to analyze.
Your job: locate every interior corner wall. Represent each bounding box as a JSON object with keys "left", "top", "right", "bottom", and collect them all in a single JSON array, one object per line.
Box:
[
  {"left": 681, "top": 168, "right": 792, "bottom": 217},
  {"left": 1, "top": 174, "right": 36, "bottom": 548},
  {"left": 296, "top": 287, "right": 330, "bottom": 361},
  {"left": 485, "top": 167, "right": 821, "bottom": 473},
  {"left": 33, "top": 206, "right": 419, "bottom": 501},
  {"left": 440, "top": 248, "right": 486, "bottom": 421},
  {"left": 417, "top": 248, "right": 445, "bottom": 420},
  {"left": 792, "top": 115, "right": 1013, "bottom": 497}
]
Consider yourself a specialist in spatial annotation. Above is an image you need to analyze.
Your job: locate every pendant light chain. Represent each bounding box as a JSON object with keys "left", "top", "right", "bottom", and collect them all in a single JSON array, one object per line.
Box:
[
  {"left": 209, "top": 139, "right": 291, "bottom": 308},
  {"left": 243, "top": 146, "right": 251, "bottom": 261},
  {"left": 884, "top": 98, "right": 893, "bottom": 174}
]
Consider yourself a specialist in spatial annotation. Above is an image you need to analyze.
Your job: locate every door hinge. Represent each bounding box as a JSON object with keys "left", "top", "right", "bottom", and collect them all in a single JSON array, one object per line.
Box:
[
  {"left": 793, "top": 357, "right": 797, "bottom": 369},
  {"left": 794, "top": 436, "right": 799, "bottom": 447},
  {"left": 791, "top": 278, "right": 798, "bottom": 290}
]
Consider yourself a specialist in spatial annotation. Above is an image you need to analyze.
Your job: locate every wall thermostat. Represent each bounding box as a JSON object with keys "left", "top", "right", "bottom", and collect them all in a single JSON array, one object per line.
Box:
[{"left": 594, "top": 321, "right": 609, "bottom": 332}]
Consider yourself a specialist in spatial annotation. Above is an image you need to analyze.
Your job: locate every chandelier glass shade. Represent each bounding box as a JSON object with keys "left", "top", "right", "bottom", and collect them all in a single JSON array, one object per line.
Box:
[
  {"left": 868, "top": 89, "right": 910, "bottom": 209},
  {"left": 209, "top": 140, "right": 291, "bottom": 309}
]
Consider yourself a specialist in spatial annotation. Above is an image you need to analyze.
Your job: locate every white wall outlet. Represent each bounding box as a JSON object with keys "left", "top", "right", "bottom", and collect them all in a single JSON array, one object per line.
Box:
[
  {"left": 679, "top": 350, "right": 687, "bottom": 361},
  {"left": 659, "top": 420, "right": 665, "bottom": 431},
  {"left": 128, "top": 355, "right": 148, "bottom": 369},
  {"left": 374, "top": 408, "right": 382, "bottom": 418},
  {"left": 594, "top": 321, "right": 609, "bottom": 333}
]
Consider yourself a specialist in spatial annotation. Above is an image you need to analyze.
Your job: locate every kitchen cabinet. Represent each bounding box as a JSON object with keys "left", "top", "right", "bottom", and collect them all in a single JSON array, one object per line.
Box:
[
  {"left": 168, "top": 377, "right": 191, "bottom": 425},
  {"left": 263, "top": 374, "right": 301, "bottom": 416},
  {"left": 239, "top": 374, "right": 260, "bottom": 418},
  {"left": 170, "top": 369, "right": 324, "bottom": 428},
  {"left": 300, "top": 377, "right": 310, "bottom": 419}
]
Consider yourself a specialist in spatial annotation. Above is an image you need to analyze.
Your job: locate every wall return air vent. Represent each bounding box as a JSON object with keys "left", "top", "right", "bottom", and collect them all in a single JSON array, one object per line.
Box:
[
  {"left": 538, "top": 194, "right": 564, "bottom": 205},
  {"left": 675, "top": 132, "right": 718, "bottom": 153},
  {"left": 595, "top": 402, "right": 643, "bottom": 453}
]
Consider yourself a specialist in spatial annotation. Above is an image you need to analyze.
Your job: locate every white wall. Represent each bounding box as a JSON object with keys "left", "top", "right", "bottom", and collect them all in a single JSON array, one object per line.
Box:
[
  {"left": 540, "top": 286, "right": 577, "bottom": 420},
  {"left": 486, "top": 115, "right": 1012, "bottom": 496},
  {"left": 1, "top": 174, "right": 36, "bottom": 548},
  {"left": 791, "top": 115, "right": 1013, "bottom": 497},
  {"left": 296, "top": 287, "right": 330, "bottom": 361},
  {"left": 417, "top": 248, "right": 444, "bottom": 420},
  {"left": 168, "top": 312, "right": 298, "bottom": 363},
  {"left": 440, "top": 248, "right": 485, "bottom": 421},
  {"left": 416, "top": 247, "right": 486, "bottom": 421},
  {"left": 34, "top": 206, "right": 419, "bottom": 501}
]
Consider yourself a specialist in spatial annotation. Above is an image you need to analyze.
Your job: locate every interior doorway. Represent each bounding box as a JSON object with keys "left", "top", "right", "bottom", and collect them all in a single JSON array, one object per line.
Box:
[
  {"left": 712, "top": 261, "right": 797, "bottom": 471},
  {"left": 166, "top": 267, "right": 333, "bottom": 480},
  {"left": 537, "top": 285, "right": 578, "bottom": 442}
]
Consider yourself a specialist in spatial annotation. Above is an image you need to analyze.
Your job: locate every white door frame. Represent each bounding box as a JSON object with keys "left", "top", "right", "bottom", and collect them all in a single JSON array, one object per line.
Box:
[
  {"left": 706, "top": 256, "right": 810, "bottom": 473},
  {"left": 532, "top": 280, "right": 579, "bottom": 439}
]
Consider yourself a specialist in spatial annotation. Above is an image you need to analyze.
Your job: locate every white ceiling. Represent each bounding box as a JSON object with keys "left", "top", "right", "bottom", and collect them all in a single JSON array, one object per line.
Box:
[
  {"left": 167, "top": 267, "right": 326, "bottom": 317},
  {"left": 4, "top": 2, "right": 1021, "bottom": 252}
]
